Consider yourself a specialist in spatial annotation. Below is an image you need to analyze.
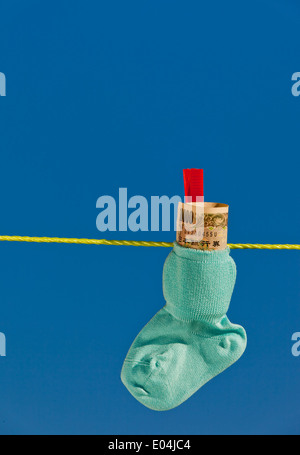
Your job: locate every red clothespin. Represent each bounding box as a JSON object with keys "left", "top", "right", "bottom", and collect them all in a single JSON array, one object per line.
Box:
[{"left": 183, "top": 169, "right": 204, "bottom": 202}]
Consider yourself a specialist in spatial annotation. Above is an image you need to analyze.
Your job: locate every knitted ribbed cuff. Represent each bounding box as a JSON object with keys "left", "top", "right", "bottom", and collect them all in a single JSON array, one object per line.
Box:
[
  {"left": 173, "top": 242, "right": 231, "bottom": 262},
  {"left": 163, "top": 242, "right": 236, "bottom": 322}
]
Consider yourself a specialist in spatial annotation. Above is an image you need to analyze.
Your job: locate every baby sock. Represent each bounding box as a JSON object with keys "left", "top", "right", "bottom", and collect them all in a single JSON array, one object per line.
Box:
[{"left": 121, "top": 242, "right": 247, "bottom": 411}]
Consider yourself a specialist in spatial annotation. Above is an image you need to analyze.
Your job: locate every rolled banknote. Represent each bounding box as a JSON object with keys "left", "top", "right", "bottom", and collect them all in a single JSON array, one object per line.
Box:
[{"left": 176, "top": 202, "right": 229, "bottom": 250}]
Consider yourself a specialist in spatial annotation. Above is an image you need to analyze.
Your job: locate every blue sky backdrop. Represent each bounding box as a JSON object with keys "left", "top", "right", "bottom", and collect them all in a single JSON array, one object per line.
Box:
[{"left": 0, "top": 0, "right": 299, "bottom": 434}]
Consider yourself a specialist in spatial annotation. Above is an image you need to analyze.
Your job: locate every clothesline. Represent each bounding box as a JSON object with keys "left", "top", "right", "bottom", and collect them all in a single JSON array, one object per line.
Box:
[{"left": 0, "top": 235, "right": 298, "bottom": 249}]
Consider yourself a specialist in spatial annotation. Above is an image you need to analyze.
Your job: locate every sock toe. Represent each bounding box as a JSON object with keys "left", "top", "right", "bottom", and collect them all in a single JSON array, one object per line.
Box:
[{"left": 121, "top": 345, "right": 181, "bottom": 411}]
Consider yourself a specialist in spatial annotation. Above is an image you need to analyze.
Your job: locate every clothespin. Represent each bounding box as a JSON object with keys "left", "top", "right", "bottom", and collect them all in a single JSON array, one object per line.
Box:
[{"left": 183, "top": 169, "right": 204, "bottom": 202}]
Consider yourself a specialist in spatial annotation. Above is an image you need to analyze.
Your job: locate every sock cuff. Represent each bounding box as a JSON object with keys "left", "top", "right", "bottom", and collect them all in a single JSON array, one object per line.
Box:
[
  {"left": 173, "top": 242, "right": 231, "bottom": 263},
  {"left": 163, "top": 243, "right": 236, "bottom": 322}
]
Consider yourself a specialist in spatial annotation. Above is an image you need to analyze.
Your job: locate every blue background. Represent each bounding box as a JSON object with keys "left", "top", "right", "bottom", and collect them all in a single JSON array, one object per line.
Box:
[{"left": 0, "top": 0, "right": 299, "bottom": 435}]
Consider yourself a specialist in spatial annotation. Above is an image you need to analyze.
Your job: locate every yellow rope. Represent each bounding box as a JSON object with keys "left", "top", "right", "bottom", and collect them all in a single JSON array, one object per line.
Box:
[
  {"left": 228, "top": 244, "right": 300, "bottom": 250},
  {"left": 0, "top": 235, "right": 298, "bottom": 249}
]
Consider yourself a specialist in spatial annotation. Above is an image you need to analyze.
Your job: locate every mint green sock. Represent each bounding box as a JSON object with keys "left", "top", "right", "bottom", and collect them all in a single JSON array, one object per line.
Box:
[{"left": 121, "top": 242, "right": 247, "bottom": 411}]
